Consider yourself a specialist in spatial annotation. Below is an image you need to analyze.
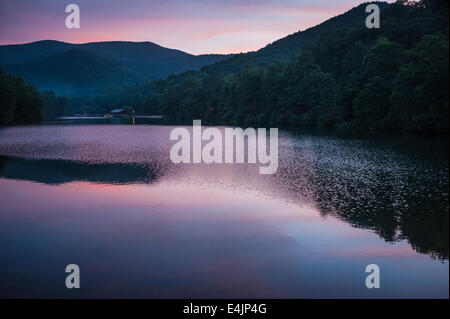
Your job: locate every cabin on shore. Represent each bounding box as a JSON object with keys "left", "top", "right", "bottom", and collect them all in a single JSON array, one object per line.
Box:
[{"left": 104, "top": 107, "right": 134, "bottom": 118}]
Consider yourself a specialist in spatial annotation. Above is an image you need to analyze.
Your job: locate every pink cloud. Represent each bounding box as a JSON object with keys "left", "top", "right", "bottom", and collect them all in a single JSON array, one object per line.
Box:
[{"left": 0, "top": 0, "right": 389, "bottom": 54}]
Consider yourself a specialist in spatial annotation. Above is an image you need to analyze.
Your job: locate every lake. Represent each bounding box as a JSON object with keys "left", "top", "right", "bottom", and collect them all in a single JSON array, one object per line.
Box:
[{"left": 0, "top": 123, "right": 448, "bottom": 298}]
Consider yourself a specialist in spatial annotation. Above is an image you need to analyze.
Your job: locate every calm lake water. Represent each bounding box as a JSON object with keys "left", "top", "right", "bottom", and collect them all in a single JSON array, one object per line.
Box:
[{"left": 0, "top": 123, "right": 448, "bottom": 298}]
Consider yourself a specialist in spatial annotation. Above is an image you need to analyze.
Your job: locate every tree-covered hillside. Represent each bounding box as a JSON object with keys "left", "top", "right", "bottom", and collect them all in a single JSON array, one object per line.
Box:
[
  {"left": 0, "top": 68, "right": 42, "bottom": 125},
  {"left": 0, "top": 40, "right": 230, "bottom": 95},
  {"left": 90, "top": 0, "right": 447, "bottom": 134},
  {"left": 0, "top": 68, "right": 70, "bottom": 125},
  {"left": 4, "top": 48, "right": 144, "bottom": 96},
  {"left": 1, "top": 0, "right": 448, "bottom": 135}
]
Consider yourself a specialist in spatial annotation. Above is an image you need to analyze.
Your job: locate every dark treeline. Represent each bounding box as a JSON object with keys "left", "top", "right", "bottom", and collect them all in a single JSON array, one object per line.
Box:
[
  {"left": 39, "top": 91, "right": 70, "bottom": 120},
  {"left": 0, "top": 68, "right": 42, "bottom": 125},
  {"left": 0, "top": 68, "right": 70, "bottom": 125},
  {"left": 81, "top": 0, "right": 448, "bottom": 134}
]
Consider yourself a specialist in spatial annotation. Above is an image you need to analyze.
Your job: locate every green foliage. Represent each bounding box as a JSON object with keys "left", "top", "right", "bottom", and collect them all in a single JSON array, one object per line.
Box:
[
  {"left": 0, "top": 70, "right": 16, "bottom": 125},
  {"left": 388, "top": 33, "right": 449, "bottom": 132},
  {"left": 117, "top": 0, "right": 446, "bottom": 135},
  {"left": 0, "top": 68, "right": 42, "bottom": 125},
  {"left": 39, "top": 91, "right": 70, "bottom": 120},
  {"left": 6, "top": 0, "right": 445, "bottom": 135},
  {"left": 353, "top": 76, "right": 391, "bottom": 130},
  {"left": 0, "top": 41, "right": 229, "bottom": 96}
]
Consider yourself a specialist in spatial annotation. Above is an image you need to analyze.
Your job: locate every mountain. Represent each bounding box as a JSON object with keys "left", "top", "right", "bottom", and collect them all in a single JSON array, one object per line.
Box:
[
  {"left": 0, "top": 2, "right": 389, "bottom": 95},
  {"left": 100, "top": 0, "right": 447, "bottom": 134},
  {"left": 200, "top": 2, "right": 391, "bottom": 74},
  {"left": 0, "top": 40, "right": 229, "bottom": 95},
  {"left": 3, "top": 48, "right": 143, "bottom": 96}
]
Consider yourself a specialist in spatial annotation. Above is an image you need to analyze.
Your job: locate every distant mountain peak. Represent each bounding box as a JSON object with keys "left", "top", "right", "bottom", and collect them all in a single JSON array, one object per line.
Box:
[{"left": 0, "top": 40, "right": 230, "bottom": 95}]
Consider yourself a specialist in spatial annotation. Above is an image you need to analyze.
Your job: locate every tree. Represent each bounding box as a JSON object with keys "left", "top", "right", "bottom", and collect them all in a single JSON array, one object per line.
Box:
[
  {"left": 0, "top": 69, "right": 16, "bottom": 125},
  {"left": 0, "top": 69, "right": 43, "bottom": 125},
  {"left": 353, "top": 76, "right": 391, "bottom": 130}
]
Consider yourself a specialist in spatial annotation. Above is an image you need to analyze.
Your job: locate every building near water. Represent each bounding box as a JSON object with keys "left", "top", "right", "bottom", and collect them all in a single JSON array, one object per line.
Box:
[{"left": 105, "top": 108, "right": 134, "bottom": 118}]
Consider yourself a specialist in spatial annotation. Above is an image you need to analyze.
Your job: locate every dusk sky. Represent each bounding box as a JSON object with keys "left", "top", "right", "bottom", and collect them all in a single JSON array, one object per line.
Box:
[{"left": 1, "top": 0, "right": 389, "bottom": 54}]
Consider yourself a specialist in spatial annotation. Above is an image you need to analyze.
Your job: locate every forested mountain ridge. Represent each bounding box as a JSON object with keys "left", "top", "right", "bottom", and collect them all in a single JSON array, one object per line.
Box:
[
  {"left": 92, "top": 0, "right": 447, "bottom": 134},
  {"left": 1, "top": 0, "right": 448, "bottom": 135},
  {"left": 3, "top": 48, "right": 143, "bottom": 96},
  {"left": 200, "top": 1, "right": 391, "bottom": 74},
  {"left": 0, "top": 40, "right": 230, "bottom": 95}
]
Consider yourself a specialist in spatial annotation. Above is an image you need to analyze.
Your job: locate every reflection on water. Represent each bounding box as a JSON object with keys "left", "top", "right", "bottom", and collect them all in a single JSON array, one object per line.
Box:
[{"left": 0, "top": 124, "right": 448, "bottom": 298}]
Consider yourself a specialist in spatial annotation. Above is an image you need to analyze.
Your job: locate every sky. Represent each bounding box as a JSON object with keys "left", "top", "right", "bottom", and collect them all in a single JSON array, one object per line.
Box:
[{"left": 0, "top": 0, "right": 384, "bottom": 55}]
